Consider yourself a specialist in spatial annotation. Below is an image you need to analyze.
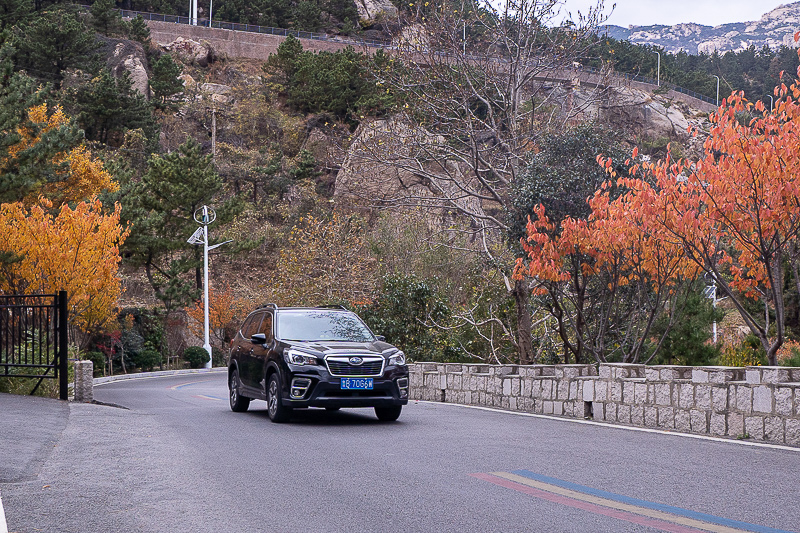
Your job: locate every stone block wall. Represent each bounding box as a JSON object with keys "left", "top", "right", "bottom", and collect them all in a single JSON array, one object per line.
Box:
[{"left": 409, "top": 362, "right": 800, "bottom": 446}]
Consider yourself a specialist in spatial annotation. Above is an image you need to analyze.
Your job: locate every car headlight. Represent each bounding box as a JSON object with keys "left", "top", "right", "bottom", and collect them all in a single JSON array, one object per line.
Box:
[
  {"left": 388, "top": 351, "right": 406, "bottom": 366},
  {"left": 285, "top": 350, "right": 318, "bottom": 366}
]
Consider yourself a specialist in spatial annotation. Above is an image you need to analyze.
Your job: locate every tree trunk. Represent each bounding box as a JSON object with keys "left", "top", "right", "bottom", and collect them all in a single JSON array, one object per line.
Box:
[{"left": 513, "top": 279, "right": 534, "bottom": 365}]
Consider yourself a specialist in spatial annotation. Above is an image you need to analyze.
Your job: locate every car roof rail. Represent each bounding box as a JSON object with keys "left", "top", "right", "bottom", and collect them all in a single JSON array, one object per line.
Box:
[
  {"left": 257, "top": 302, "right": 279, "bottom": 310},
  {"left": 317, "top": 304, "right": 348, "bottom": 310}
]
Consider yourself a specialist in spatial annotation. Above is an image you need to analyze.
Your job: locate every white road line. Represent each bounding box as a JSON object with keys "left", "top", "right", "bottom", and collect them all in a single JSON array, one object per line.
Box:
[
  {"left": 417, "top": 401, "right": 800, "bottom": 453},
  {"left": 0, "top": 488, "right": 9, "bottom": 533}
]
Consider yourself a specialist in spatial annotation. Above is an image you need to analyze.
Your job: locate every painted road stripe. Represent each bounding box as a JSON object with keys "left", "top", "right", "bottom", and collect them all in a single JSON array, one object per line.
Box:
[
  {"left": 472, "top": 472, "right": 702, "bottom": 533},
  {"left": 192, "top": 394, "right": 224, "bottom": 401},
  {"left": 510, "top": 470, "right": 795, "bottom": 533},
  {"left": 169, "top": 380, "right": 213, "bottom": 391},
  {"left": 490, "top": 472, "right": 740, "bottom": 533},
  {"left": 0, "top": 488, "right": 8, "bottom": 533}
]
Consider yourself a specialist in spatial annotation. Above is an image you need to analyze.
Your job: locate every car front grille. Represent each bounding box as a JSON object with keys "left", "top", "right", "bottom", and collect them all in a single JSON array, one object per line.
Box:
[{"left": 325, "top": 356, "right": 384, "bottom": 377}]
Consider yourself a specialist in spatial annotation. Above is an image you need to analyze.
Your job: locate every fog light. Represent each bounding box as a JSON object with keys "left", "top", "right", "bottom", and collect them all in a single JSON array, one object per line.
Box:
[
  {"left": 397, "top": 377, "right": 409, "bottom": 398},
  {"left": 290, "top": 378, "right": 311, "bottom": 399}
]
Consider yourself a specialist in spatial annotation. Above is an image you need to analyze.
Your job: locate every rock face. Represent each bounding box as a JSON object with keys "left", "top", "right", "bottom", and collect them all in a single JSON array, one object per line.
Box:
[
  {"left": 603, "top": 1, "right": 800, "bottom": 54},
  {"left": 164, "top": 37, "right": 215, "bottom": 67},
  {"left": 98, "top": 37, "right": 150, "bottom": 97},
  {"left": 597, "top": 87, "right": 691, "bottom": 140},
  {"left": 355, "top": 0, "right": 398, "bottom": 23}
]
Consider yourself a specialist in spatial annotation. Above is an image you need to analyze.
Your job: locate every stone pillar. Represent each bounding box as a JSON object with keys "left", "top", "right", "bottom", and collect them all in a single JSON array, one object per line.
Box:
[{"left": 73, "top": 360, "right": 93, "bottom": 403}]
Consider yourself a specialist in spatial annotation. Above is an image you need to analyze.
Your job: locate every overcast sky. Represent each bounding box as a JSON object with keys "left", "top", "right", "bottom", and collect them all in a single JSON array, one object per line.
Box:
[{"left": 556, "top": 0, "right": 791, "bottom": 27}]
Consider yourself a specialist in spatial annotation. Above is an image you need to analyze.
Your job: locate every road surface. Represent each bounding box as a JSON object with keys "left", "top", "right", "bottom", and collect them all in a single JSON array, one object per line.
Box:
[{"left": 1, "top": 371, "right": 798, "bottom": 532}]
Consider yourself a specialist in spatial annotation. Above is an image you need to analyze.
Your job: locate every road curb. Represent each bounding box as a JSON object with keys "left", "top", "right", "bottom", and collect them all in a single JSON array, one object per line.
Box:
[{"left": 93, "top": 367, "right": 226, "bottom": 386}]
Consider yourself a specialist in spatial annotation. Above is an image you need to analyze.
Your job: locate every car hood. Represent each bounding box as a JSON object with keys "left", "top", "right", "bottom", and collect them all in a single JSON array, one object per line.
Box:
[{"left": 285, "top": 340, "right": 394, "bottom": 356}]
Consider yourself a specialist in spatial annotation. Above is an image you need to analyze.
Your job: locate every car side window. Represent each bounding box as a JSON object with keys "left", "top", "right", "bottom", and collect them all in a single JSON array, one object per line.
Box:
[
  {"left": 260, "top": 313, "right": 274, "bottom": 341},
  {"left": 242, "top": 313, "right": 263, "bottom": 339}
]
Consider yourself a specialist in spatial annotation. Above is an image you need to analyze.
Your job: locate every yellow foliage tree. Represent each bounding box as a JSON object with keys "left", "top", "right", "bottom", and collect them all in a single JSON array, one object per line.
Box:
[
  {"left": 0, "top": 197, "right": 129, "bottom": 345},
  {"left": 272, "top": 211, "right": 377, "bottom": 306},
  {"left": 2, "top": 103, "right": 117, "bottom": 204}
]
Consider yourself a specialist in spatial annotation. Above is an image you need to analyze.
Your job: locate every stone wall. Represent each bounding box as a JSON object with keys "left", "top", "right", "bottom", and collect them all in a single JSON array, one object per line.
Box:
[{"left": 409, "top": 362, "right": 800, "bottom": 446}]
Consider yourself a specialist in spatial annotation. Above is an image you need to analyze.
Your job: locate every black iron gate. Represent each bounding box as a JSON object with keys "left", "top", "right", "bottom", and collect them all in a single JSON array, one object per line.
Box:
[{"left": 0, "top": 291, "right": 68, "bottom": 400}]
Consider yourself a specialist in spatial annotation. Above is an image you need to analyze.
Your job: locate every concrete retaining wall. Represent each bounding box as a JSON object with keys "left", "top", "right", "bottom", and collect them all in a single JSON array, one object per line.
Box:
[{"left": 409, "top": 362, "right": 800, "bottom": 446}]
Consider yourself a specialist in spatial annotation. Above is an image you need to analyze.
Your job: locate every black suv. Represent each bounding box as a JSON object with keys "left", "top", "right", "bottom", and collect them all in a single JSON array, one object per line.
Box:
[{"left": 227, "top": 304, "right": 409, "bottom": 422}]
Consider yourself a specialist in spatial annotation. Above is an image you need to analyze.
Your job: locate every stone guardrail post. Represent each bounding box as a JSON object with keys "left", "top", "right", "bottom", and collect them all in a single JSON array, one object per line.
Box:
[{"left": 73, "top": 360, "right": 93, "bottom": 403}]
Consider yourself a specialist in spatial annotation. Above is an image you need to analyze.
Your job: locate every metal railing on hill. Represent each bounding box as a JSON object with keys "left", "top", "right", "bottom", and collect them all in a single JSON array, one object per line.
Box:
[{"left": 109, "top": 7, "right": 718, "bottom": 107}]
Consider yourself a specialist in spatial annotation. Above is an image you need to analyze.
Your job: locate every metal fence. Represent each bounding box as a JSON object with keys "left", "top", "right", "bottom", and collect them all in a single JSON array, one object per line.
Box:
[
  {"left": 0, "top": 291, "right": 69, "bottom": 400},
  {"left": 116, "top": 8, "right": 392, "bottom": 48}
]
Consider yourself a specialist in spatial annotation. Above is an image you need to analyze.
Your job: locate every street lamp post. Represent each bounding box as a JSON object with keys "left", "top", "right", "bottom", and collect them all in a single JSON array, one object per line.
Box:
[
  {"left": 713, "top": 75, "right": 720, "bottom": 106},
  {"left": 767, "top": 94, "right": 774, "bottom": 112},
  {"left": 189, "top": 0, "right": 197, "bottom": 25},
  {"left": 208, "top": 0, "right": 213, "bottom": 27},
  {"left": 187, "top": 206, "right": 232, "bottom": 368},
  {"left": 654, "top": 50, "right": 660, "bottom": 86}
]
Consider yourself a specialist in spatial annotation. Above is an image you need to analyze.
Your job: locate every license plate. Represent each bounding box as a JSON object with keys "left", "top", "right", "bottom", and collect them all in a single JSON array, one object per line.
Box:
[{"left": 341, "top": 378, "right": 373, "bottom": 390}]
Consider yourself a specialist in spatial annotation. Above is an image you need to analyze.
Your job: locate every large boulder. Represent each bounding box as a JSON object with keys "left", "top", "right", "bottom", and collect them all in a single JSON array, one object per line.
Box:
[
  {"left": 355, "top": 0, "right": 398, "bottom": 23},
  {"left": 164, "top": 37, "right": 215, "bottom": 67},
  {"left": 567, "top": 84, "right": 692, "bottom": 140},
  {"left": 335, "top": 117, "right": 486, "bottom": 221},
  {"left": 98, "top": 37, "right": 150, "bottom": 97}
]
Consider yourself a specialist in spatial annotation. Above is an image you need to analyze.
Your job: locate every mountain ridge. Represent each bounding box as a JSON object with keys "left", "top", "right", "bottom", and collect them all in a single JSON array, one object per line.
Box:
[{"left": 602, "top": 1, "right": 800, "bottom": 54}]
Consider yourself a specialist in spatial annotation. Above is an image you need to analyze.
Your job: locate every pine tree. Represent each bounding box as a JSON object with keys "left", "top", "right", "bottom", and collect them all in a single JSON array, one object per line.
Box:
[
  {"left": 121, "top": 138, "right": 240, "bottom": 311},
  {"left": 90, "top": 0, "right": 123, "bottom": 36},
  {"left": 149, "top": 52, "right": 183, "bottom": 109},
  {"left": 71, "top": 68, "right": 158, "bottom": 147},
  {"left": 12, "top": 6, "right": 100, "bottom": 88}
]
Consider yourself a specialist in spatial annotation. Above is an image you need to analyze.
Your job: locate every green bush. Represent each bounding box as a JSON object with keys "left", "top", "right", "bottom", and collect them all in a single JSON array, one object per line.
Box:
[
  {"left": 212, "top": 347, "right": 226, "bottom": 367},
  {"left": 183, "top": 347, "right": 210, "bottom": 369},
  {"left": 132, "top": 347, "right": 162, "bottom": 372},
  {"left": 356, "top": 274, "right": 451, "bottom": 362}
]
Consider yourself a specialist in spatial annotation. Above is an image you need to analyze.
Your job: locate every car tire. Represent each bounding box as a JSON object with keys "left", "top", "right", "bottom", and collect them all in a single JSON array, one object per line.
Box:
[
  {"left": 229, "top": 369, "right": 250, "bottom": 412},
  {"left": 374, "top": 406, "right": 402, "bottom": 422},
  {"left": 266, "top": 372, "right": 291, "bottom": 423}
]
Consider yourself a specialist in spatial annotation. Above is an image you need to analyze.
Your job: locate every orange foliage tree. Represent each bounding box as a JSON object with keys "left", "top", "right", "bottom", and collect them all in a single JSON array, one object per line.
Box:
[
  {"left": 186, "top": 284, "right": 254, "bottom": 352},
  {"left": 514, "top": 183, "right": 700, "bottom": 363},
  {"left": 604, "top": 80, "right": 800, "bottom": 365},
  {"left": 517, "top": 40, "right": 800, "bottom": 365},
  {"left": 0, "top": 197, "right": 130, "bottom": 347}
]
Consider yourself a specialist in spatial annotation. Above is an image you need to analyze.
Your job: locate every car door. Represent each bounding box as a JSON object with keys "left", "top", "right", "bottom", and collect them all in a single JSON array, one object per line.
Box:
[
  {"left": 239, "top": 312, "right": 264, "bottom": 389},
  {"left": 251, "top": 312, "right": 274, "bottom": 393}
]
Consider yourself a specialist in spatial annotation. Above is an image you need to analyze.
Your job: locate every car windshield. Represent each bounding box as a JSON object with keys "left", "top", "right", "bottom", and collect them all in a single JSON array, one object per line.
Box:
[{"left": 276, "top": 311, "right": 375, "bottom": 342}]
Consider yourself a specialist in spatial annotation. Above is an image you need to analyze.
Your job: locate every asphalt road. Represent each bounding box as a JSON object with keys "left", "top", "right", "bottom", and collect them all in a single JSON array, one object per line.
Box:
[{"left": 2, "top": 371, "right": 799, "bottom": 533}]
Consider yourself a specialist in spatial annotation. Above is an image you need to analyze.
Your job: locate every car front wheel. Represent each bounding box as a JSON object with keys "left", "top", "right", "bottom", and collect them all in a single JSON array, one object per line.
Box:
[
  {"left": 374, "top": 406, "right": 402, "bottom": 422},
  {"left": 229, "top": 369, "right": 250, "bottom": 412},
  {"left": 266, "top": 373, "right": 291, "bottom": 423}
]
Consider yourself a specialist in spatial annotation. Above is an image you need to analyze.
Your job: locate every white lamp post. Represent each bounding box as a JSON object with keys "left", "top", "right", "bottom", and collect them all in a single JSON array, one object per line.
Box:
[
  {"left": 713, "top": 75, "right": 720, "bottom": 106},
  {"left": 188, "top": 206, "right": 232, "bottom": 368},
  {"left": 654, "top": 50, "right": 660, "bottom": 86},
  {"left": 767, "top": 94, "right": 774, "bottom": 112}
]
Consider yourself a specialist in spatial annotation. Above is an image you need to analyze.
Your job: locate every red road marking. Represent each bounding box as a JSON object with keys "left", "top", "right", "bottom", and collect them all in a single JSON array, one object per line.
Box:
[{"left": 470, "top": 473, "right": 704, "bottom": 533}]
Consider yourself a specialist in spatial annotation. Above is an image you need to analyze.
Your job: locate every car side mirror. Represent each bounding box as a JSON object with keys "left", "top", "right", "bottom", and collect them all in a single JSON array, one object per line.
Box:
[
  {"left": 250, "top": 333, "right": 267, "bottom": 345},
  {"left": 376, "top": 335, "right": 386, "bottom": 342}
]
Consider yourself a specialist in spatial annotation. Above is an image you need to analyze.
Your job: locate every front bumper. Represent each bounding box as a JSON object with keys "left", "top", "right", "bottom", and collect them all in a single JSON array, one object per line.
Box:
[{"left": 281, "top": 366, "right": 409, "bottom": 409}]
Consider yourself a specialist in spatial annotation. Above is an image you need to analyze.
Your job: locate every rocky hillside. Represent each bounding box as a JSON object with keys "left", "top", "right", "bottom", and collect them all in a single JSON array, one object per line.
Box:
[{"left": 603, "top": 1, "right": 800, "bottom": 54}]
